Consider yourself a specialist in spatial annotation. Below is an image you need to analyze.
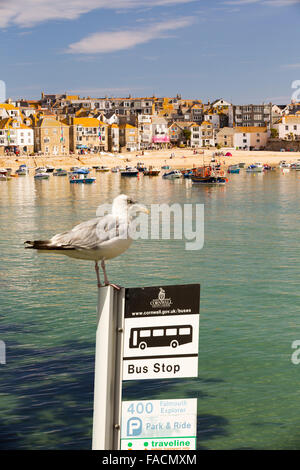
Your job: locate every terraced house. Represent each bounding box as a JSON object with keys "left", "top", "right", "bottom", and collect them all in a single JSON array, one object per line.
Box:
[
  {"left": 68, "top": 117, "right": 108, "bottom": 153},
  {"left": 229, "top": 103, "right": 272, "bottom": 128},
  {"left": 34, "top": 117, "right": 69, "bottom": 155},
  {"left": 0, "top": 118, "right": 34, "bottom": 155},
  {"left": 119, "top": 123, "right": 138, "bottom": 152},
  {"left": 273, "top": 114, "right": 300, "bottom": 140}
]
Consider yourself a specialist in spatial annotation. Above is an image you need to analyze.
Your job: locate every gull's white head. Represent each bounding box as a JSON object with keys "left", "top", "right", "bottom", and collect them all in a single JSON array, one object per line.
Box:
[{"left": 112, "top": 194, "right": 149, "bottom": 219}]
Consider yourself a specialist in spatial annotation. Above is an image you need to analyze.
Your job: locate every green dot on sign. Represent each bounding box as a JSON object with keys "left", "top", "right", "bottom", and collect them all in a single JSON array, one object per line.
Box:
[
  {"left": 144, "top": 442, "right": 148, "bottom": 447},
  {"left": 128, "top": 443, "right": 132, "bottom": 447}
]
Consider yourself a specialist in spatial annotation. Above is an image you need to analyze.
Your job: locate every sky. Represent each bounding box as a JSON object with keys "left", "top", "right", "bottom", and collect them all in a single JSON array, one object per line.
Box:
[{"left": 0, "top": 0, "right": 299, "bottom": 104}]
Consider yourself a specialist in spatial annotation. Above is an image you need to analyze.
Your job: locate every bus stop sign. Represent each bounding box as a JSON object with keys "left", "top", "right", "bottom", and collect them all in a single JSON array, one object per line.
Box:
[{"left": 122, "top": 284, "right": 200, "bottom": 381}]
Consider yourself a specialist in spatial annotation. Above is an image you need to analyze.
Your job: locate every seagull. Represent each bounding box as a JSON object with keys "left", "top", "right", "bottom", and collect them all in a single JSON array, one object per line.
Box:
[{"left": 25, "top": 194, "right": 149, "bottom": 289}]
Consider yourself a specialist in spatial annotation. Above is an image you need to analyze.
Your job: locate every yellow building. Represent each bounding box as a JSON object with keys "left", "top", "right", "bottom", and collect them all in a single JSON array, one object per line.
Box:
[
  {"left": 34, "top": 117, "right": 69, "bottom": 155},
  {"left": 69, "top": 117, "right": 108, "bottom": 153},
  {"left": 119, "top": 124, "right": 138, "bottom": 152}
]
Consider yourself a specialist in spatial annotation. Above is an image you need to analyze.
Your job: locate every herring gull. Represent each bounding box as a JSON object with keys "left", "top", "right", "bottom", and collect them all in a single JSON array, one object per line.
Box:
[{"left": 25, "top": 194, "right": 149, "bottom": 288}]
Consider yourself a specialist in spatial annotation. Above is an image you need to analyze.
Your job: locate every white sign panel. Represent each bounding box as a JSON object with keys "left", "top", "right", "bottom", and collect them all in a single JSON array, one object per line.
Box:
[
  {"left": 121, "top": 398, "right": 197, "bottom": 450},
  {"left": 123, "top": 285, "right": 200, "bottom": 380}
]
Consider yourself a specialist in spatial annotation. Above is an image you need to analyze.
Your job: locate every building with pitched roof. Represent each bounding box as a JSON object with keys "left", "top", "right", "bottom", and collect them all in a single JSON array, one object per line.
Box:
[
  {"left": 68, "top": 117, "right": 108, "bottom": 153},
  {"left": 34, "top": 117, "right": 69, "bottom": 155},
  {"left": 0, "top": 118, "right": 34, "bottom": 155}
]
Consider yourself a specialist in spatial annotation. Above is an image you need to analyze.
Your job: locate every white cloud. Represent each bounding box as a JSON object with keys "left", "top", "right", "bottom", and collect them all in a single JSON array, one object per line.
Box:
[
  {"left": 0, "top": 0, "right": 196, "bottom": 28},
  {"left": 66, "top": 17, "right": 194, "bottom": 54}
]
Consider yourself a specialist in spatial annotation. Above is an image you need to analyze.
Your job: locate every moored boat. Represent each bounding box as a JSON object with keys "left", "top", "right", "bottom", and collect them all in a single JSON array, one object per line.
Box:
[
  {"left": 95, "top": 166, "right": 110, "bottom": 172},
  {"left": 120, "top": 167, "right": 139, "bottom": 177},
  {"left": 279, "top": 160, "right": 291, "bottom": 169},
  {"left": 143, "top": 166, "right": 160, "bottom": 176},
  {"left": 0, "top": 169, "right": 12, "bottom": 181},
  {"left": 246, "top": 163, "right": 263, "bottom": 173},
  {"left": 162, "top": 169, "right": 182, "bottom": 180},
  {"left": 34, "top": 168, "right": 49, "bottom": 179},
  {"left": 69, "top": 171, "right": 95, "bottom": 184},
  {"left": 228, "top": 164, "right": 240, "bottom": 174},
  {"left": 53, "top": 168, "right": 68, "bottom": 176},
  {"left": 16, "top": 164, "right": 28, "bottom": 175},
  {"left": 136, "top": 162, "right": 146, "bottom": 172}
]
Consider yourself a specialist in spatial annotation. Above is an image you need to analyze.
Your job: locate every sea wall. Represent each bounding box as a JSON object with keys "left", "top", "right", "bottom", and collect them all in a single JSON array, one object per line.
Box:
[{"left": 266, "top": 139, "right": 300, "bottom": 152}]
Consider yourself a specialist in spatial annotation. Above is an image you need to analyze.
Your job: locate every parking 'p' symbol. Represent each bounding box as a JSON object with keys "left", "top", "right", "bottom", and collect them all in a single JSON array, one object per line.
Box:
[{"left": 127, "top": 417, "right": 142, "bottom": 436}]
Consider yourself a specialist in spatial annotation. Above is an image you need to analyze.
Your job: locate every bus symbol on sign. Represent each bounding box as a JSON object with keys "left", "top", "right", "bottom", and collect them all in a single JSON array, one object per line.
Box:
[{"left": 129, "top": 325, "right": 193, "bottom": 350}]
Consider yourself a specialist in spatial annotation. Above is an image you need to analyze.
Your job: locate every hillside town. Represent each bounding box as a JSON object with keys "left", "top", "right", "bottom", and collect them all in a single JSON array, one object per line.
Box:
[{"left": 0, "top": 93, "right": 300, "bottom": 157}]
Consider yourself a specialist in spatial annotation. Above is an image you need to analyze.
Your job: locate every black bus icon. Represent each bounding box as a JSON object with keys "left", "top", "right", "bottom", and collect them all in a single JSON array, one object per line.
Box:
[{"left": 129, "top": 325, "right": 193, "bottom": 350}]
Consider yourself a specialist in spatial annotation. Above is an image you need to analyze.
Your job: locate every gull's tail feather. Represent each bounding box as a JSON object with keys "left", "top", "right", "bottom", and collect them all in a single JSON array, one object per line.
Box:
[
  {"left": 24, "top": 240, "right": 75, "bottom": 250},
  {"left": 25, "top": 240, "right": 51, "bottom": 249}
]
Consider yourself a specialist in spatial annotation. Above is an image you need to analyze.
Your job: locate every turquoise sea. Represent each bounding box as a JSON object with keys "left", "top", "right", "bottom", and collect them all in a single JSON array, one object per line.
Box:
[{"left": 1, "top": 169, "right": 300, "bottom": 449}]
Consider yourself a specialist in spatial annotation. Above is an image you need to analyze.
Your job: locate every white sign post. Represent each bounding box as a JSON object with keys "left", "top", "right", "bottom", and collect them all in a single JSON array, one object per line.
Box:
[
  {"left": 92, "top": 286, "right": 125, "bottom": 450},
  {"left": 121, "top": 398, "right": 197, "bottom": 450}
]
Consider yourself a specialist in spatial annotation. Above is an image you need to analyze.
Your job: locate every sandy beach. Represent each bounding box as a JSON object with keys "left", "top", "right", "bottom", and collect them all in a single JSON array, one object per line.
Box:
[{"left": 1, "top": 148, "right": 300, "bottom": 172}]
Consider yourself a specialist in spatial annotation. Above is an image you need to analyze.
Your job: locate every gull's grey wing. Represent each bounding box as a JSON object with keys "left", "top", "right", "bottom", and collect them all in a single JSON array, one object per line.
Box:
[{"left": 49, "top": 215, "right": 125, "bottom": 250}]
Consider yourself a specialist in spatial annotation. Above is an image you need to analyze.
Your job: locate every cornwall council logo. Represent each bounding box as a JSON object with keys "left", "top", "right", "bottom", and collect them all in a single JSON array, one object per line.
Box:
[{"left": 150, "top": 288, "right": 172, "bottom": 308}]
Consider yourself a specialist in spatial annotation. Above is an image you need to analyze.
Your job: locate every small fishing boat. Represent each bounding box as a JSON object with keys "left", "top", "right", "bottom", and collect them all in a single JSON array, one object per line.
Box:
[
  {"left": 0, "top": 169, "right": 12, "bottom": 181},
  {"left": 69, "top": 171, "right": 95, "bottom": 184},
  {"left": 143, "top": 166, "right": 160, "bottom": 176},
  {"left": 136, "top": 162, "right": 146, "bottom": 172},
  {"left": 228, "top": 164, "right": 240, "bottom": 174},
  {"left": 34, "top": 171, "right": 49, "bottom": 180},
  {"left": 46, "top": 165, "right": 55, "bottom": 173},
  {"left": 95, "top": 166, "right": 110, "bottom": 172},
  {"left": 53, "top": 168, "right": 68, "bottom": 176},
  {"left": 120, "top": 167, "right": 139, "bottom": 177},
  {"left": 161, "top": 165, "right": 171, "bottom": 170},
  {"left": 162, "top": 169, "right": 182, "bottom": 180},
  {"left": 16, "top": 164, "right": 28, "bottom": 175},
  {"left": 191, "top": 166, "right": 227, "bottom": 185},
  {"left": 263, "top": 164, "right": 272, "bottom": 171},
  {"left": 183, "top": 170, "right": 194, "bottom": 179},
  {"left": 111, "top": 166, "right": 120, "bottom": 173},
  {"left": 279, "top": 161, "right": 291, "bottom": 169},
  {"left": 246, "top": 163, "right": 263, "bottom": 173}
]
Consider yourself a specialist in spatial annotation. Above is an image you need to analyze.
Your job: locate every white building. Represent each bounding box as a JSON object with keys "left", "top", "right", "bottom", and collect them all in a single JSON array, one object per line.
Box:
[
  {"left": 273, "top": 115, "right": 300, "bottom": 140},
  {"left": 138, "top": 115, "right": 152, "bottom": 149},
  {"left": 0, "top": 118, "right": 34, "bottom": 154},
  {"left": 190, "top": 125, "right": 201, "bottom": 147},
  {"left": 233, "top": 127, "right": 269, "bottom": 150},
  {"left": 151, "top": 117, "right": 169, "bottom": 147}
]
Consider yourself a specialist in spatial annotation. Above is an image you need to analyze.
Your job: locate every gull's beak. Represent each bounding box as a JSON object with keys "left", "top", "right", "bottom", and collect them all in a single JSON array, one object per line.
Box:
[{"left": 130, "top": 203, "right": 149, "bottom": 215}]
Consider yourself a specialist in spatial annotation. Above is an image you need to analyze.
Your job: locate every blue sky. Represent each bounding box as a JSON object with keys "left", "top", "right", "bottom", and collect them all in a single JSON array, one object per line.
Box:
[{"left": 0, "top": 0, "right": 299, "bottom": 103}]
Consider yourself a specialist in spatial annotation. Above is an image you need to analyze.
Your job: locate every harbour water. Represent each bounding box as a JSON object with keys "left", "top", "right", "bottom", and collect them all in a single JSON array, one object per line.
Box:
[{"left": 1, "top": 170, "right": 300, "bottom": 449}]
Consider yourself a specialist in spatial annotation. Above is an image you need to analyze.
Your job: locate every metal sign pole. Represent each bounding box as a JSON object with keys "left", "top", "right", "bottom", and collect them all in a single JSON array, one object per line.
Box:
[{"left": 92, "top": 286, "right": 125, "bottom": 450}]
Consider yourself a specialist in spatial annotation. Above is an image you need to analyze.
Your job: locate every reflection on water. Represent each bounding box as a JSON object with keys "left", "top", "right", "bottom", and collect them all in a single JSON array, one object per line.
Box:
[{"left": 1, "top": 171, "right": 300, "bottom": 449}]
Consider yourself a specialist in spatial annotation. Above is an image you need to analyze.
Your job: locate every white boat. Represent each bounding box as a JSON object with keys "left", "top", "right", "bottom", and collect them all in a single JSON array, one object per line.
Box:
[
  {"left": 46, "top": 165, "right": 55, "bottom": 173},
  {"left": 279, "top": 161, "right": 291, "bottom": 169},
  {"left": 16, "top": 164, "right": 28, "bottom": 175},
  {"left": 246, "top": 163, "right": 263, "bottom": 173},
  {"left": 162, "top": 169, "right": 182, "bottom": 179},
  {"left": 0, "top": 169, "right": 11, "bottom": 181},
  {"left": 34, "top": 168, "right": 49, "bottom": 179}
]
